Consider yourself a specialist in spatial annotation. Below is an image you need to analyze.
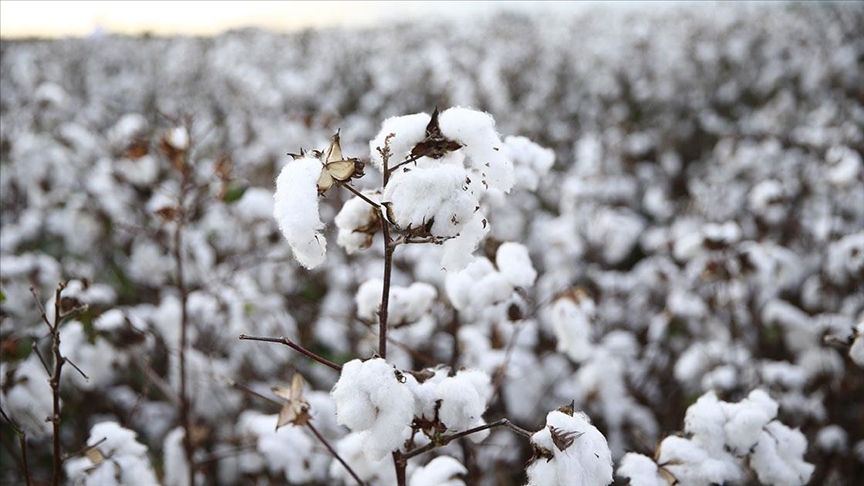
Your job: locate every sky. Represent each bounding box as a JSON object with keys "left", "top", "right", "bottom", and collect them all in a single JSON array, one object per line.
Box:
[{"left": 0, "top": 1, "right": 617, "bottom": 39}]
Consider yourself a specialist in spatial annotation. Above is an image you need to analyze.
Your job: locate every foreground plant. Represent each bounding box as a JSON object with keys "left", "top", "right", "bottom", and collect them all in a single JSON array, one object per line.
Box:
[{"left": 243, "top": 106, "right": 615, "bottom": 485}]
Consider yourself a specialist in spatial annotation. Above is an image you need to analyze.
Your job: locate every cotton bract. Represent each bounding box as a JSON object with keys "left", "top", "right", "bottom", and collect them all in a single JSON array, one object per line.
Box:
[{"left": 526, "top": 410, "right": 613, "bottom": 486}]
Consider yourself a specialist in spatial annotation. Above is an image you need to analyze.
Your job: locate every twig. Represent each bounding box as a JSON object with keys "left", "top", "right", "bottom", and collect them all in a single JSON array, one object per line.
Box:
[
  {"left": 61, "top": 437, "right": 106, "bottom": 462},
  {"left": 402, "top": 418, "right": 531, "bottom": 461},
  {"left": 342, "top": 184, "right": 381, "bottom": 209},
  {"left": 64, "top": 357, "right": 89, "bottom": 381},
  {"left": 30, "top": 287, "right": 54, "bottom": 331},
  {"left": 0, "top": 406, "right": 31, "bottom": 486},
  {"left": 307, "top": 421, "right": 366, "bottom": 486},
  {"left": 43, "top": 283, "right": 65, "bottom": 486},
  {"left": 238, "top": 334, "right": 342, "bottom": 372},
  {"left": 218, "top": 375, "right": 366, "bottom": 485},
  {"left": 130, "top": 354, "right": 181, "bottom": 407},
  {"left": 448, "top": 309, "right": 460, "bottom": 376}
]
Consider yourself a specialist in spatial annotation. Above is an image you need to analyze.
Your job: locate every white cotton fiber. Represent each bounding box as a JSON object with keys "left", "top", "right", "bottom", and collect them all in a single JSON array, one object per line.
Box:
[
  {"left": 273, "top": 156, "right": 326, "bottom": 269},
  {"left": 496, "top": 242, "right": 537, "bottom": 288}
]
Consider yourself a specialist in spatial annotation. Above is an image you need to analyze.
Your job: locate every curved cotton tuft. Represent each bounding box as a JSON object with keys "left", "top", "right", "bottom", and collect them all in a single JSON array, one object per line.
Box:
[{"left": 273, "top": 156, "right": 326, "bottom": 269}]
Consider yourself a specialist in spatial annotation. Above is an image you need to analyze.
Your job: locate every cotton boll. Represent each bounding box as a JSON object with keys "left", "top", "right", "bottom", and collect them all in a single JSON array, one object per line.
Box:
[
  {"left": 65, "top": 421, "right": 158, "bottom": 486},
  {"left": 335, "top": 192, "right": 380, "bottom": 254},
  {"left": 550, "top": 293, "right": 595, "bottom": 363},
  {"left": 2, "top": 354, "right": 54, "bottom": 436},
  {"left": 657, "top": 436, "right": 742, "bottom": 486},
  {"left": 496, "top": 242, "right": 537, "bottom": 288},
  {"left": 526, "top": 410, "right": 613, "bottom": 486},
  {"left": 369, "top": 113, "right": 431, "bottom": 172},
  {"left": 233, "top": 187, "right": 275, "bottom": 223},
  {"left": 503, "top": 135, "right": 555, "bottom": 191},
  {"left": 616, "top": 453, "right": 667, "bottom": 486},
  {"left": 824, "top": 232, "right": 864, "bottom": 287},
  {"left": 59, "top": 321, "right": 124, "bottom": 390},
  {"left": 273, "top": 156, "right": 326, "bottom": 269},
  {"left": 162, "top": 427, "right": 190, "bottom": 486},
  {"left": 815, "top": 425, "right": 848, "bottom": 454},
  {"left": 331, "top": 358, "right": 415, "bottom": 461},
  {"left": 750, "top": 421, "right": 814, "bottom": 486},
  {"left": 439, "top": 107, "right": 515, "bottom": 192},
  {"left": 384, "top": 164, "right": 477, "bottom": 237},
  {"left": 409, "top": 455, "right": 467, "bottom": 486},
  {"left": 437, "top": 370, "right": 490, "bottom": 434},
  {"left": 825, "top": 145, "right": 862, "bottom": 187}
]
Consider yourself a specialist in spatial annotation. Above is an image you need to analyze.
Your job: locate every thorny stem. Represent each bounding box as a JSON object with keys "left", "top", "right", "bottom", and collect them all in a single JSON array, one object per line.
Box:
[
  {"left": 402, "top": 419, "right": 532, "bottom": 461},
  {"left": 238, "top": 334, "right": 342, "bottom": 372},
  {"left": 0, "top": 406, "right": 31, "bottom": 486}
]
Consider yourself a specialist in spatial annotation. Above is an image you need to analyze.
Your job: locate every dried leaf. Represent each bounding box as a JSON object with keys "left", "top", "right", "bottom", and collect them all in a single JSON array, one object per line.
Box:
[
  {"left": 273, "top": 373, "right": 311, "bottom": 429},
  {"left": 85, "top": 447, "right": 104, "bottom": 465},
  {"left": 549, "top": 425, "right": 584, "bottom": 452},
  {"left": 409, "top": 107, "right": 463, "bottom": 160}
]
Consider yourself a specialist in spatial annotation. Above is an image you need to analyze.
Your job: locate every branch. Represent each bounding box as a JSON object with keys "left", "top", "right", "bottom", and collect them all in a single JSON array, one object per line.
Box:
[
  {"left": 238, "top": 334, "right": 342, "bottom": 372},
  {"left": 342, "top": 183, "right": 381, "bottom": 209},
  {"left": 402, "top": 418, "right": 531, "bottom": 461},
  {"left": 307, "top": 421, "right": 366, "bottom": 486}
]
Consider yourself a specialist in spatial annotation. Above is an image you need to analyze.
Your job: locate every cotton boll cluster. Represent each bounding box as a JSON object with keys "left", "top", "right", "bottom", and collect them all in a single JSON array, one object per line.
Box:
[
  {"left": 617, "top": 390, "right": 814, "bottom": 486},
  {"left": 525, "top": 409, "right": 613, "bottom": 486},
  {"left": 407, "top": 367, "right": 492, "bottom": 438},
  {"left": 64, "top": 421, "right": 158, "bottom": 486}
]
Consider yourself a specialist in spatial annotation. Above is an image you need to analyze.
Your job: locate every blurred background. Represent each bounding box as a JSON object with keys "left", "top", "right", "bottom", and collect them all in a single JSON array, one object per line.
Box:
[{"left": 1, "top": 1, "right": 631, "bottom": 38}]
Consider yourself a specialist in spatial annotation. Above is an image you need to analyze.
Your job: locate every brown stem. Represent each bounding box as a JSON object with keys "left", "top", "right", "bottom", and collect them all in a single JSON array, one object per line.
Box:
[
  {"left": 379, "top": 216, "right": 394, "bottom": 360},
  {"left": 402, "top": 418, "right": 531, "bottom": 461},
  {"left": 448, "top": 309, "right": 460, "bottom": 376},
  {"left": 238, "top": 334, "right": 342, "bottom": 372},
  {"left": 174, "top": 168, "right": 196, "bottom": 486},
  {"left": 0, "top": 406, "right": 31, "bottom": 486},
  {"left": 49, "top": 284, "right": 64, "bottom": 486},
  {"left": 393, "top": 450, "right": 407, "bottom": 486},
  {"left": 308, "top": 422, "right": 367, "bottom": 486},
  {"left": 342, "top": 183, "right": 380, "bottom": 209}
]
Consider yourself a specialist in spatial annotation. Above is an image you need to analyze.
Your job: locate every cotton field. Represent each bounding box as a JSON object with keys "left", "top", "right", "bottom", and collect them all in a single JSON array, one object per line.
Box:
[{"left": 1, "top": 3, "right": 863, "bottom": 485}]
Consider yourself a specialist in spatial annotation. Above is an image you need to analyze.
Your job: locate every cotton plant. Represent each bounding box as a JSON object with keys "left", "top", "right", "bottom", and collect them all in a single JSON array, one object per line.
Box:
[{"left": 617, "top": 389, "right": 815, "bottom": 486}]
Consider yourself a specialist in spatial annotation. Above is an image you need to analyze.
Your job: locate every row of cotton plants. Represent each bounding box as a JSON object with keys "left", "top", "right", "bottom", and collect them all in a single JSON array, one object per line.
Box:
[{"left": 2, "top": 2, "right": 863, "bottom": 485}]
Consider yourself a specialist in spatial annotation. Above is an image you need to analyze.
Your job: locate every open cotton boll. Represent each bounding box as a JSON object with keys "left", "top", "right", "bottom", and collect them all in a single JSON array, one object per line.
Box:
[
  {"left": 334, "top": 192, "right": 380, "bottom": 254},
  {"left": 2, "top": 354, "right": 54, "bottom": 436},
  {"left": 369, "top": 112, "right": 431, "bottom": 172},
  {"left": 355, "top": 279, "right": 437, "bottom": 325},
  {"left": 503, "top": 135, "right": 555, "bottom": 192},
  {"left": 657, "top": 436, "right": 743, "bottom": 486},
  {"left": 273, "top": 156, "right": 326, "bottom": 269},
  {"left": 526, "top": 410, "right": 613, "bottom": 486},
  {"left": 551, "top": 294, "right": 596, "bottom": 363},
  {"left": 750, "top": 421, "right": 814, "bottom": 486},
  {"left": 436, "top": 370, "right": 491, "bottom": 435},
  {"left": 721, "top": 389, "right": 779, "bottom": 455},
  {"left": 440, "top": 212, "right": 490, "bottom": 271},
  {"left": 384, "top": 164, "right": 477, "bottom": 237},
  {"left": 616, "top": 453, "right": 667, "bottom": 486},
  {"left": 64, "top": 421, "right": 158, "bottom": 486},
  {"left": 162, "top": 427, "right": 190, "bottom": 486},
  {"left": 496, "top": 242, "right": 537, "bottom": 288},
  {"left": 439, "top": 107, "right": 515, "bottom": 192},
  {"left": 409, "top": 455, "right": 467, "bottom": 486},
  {"left": 331, "top": 358, "right": 415, "bottom": 461},
  {"left": 234, "top": 187, "right": 276, "bottom": 223}
]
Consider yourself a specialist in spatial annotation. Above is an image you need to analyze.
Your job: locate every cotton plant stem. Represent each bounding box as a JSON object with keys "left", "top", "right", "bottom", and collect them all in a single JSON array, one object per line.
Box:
[
  {"left": 174, "top": 171, "right": 196, "bottom": 486},
  {"left": 379, "top": 216, "right": 395, "bottom": 360},
  {"left": 402, "top": 418, "right": 532, "bottom": 461},
  {"left": 342, "top": 183, "right": 380, "bottom": 209},
  {"left": 238, "top": 334, "right": 342, "bottom": 372},
  {"left": 48, "top": 284, "right": 64, "bottom": 486}
]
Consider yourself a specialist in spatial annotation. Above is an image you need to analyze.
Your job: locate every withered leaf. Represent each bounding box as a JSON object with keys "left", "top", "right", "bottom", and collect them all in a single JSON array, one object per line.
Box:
[
  {"left": 409, "top": 107, "right": 463, "bottom": 160},
  {"left": 273, "top": 373, "right": 311, "bottom": 429}
]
